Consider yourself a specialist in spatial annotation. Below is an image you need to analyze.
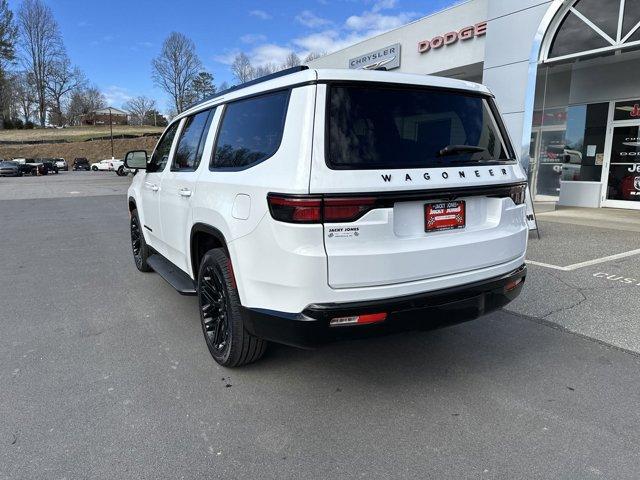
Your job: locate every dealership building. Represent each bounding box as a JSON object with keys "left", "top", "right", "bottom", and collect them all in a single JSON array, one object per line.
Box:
[{"left": 309, "top": 0, "right": 640, "bottom": 210}]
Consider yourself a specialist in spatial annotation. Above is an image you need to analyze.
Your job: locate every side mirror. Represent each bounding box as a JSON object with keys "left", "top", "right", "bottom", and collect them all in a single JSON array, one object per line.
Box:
[{"left": 124, "top": 150, "right": 148, "bottom": 170}]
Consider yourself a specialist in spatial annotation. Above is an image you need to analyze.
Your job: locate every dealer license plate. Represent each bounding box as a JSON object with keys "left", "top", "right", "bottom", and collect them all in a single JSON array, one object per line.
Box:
[{"left": 425, "top": 201, "right": 466, "bottom": 232}]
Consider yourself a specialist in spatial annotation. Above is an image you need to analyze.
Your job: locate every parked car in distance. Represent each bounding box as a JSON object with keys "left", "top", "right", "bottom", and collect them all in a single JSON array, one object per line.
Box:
[
  {"left": 54, "top": 158, "right": 68, "bottom": 171},
  {"left": 73, "top": 158, "right": 90, "bottom": 171},
  {"left": 12, "top": 159, "right": 33, "bottom": 176},
  {"left": 91, "top": 159, "right": 115, "bottom": 171},
  {"left": 126, "top": 67, "right": 528, "bottom": 368},
  {"left": 116, "top": 165, "right": 131, "bottom": 176},
  {"left": 24, "top": 159, "right": 47, "bottom": 175},
  {"left": 41, "top": 159, "right": 59, "bottom": 174},
  {"left": 0, "top": 160, "right": 22, "bottom": 177}
]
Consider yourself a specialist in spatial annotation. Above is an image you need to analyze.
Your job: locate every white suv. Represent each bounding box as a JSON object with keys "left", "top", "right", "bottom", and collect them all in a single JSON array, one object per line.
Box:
[{"left": 125, "top": 67, "right": 528, "bottom": 367}]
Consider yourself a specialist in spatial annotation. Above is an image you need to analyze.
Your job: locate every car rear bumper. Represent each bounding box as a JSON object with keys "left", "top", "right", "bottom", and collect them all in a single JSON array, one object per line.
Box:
[{"left": 243, "top": 264, "right": 526, "bottom": 348}]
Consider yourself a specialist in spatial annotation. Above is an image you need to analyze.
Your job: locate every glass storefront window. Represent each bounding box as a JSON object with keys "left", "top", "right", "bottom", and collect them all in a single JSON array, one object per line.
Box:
[
  {"left": 563, "top": 103, "right": 608, "bottom": 182},
  {"left": 549, "top": 11, "right": 610, "bottom": 59},
  {"left": 623, "top": 0, "right": 640, "bottom": 39},
  {"left": 614, "top": 100, "right": 640, "bottom": 121},
  {"left": 606, "top": 125, "right": 640, "bottom": 202}
]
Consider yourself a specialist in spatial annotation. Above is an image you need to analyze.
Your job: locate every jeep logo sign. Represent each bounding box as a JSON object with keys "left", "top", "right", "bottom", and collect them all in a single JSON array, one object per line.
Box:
[
  {"left": 418, "top": 22, "right": 487, "bottom": 54},
  {"left": 349, "top": 44, "right": 401, "bottom": 70}
]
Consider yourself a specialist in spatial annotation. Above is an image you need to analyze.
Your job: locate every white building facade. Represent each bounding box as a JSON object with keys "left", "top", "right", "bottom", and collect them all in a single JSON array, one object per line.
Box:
[{"left": 309, "top": 0, "right": 640, "bottom": 210}]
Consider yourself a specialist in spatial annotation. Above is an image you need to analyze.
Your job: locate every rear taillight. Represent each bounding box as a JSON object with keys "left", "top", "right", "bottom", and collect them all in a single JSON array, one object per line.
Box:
[
  {"left": 323, "top": 197, "right": 376, "bottom": 222},
  {"left": 268, "top": 194, "right": 377, "bottom": 224},
  {"left": 509, "top": 184, "right": 527, "bottom": 205},
  {"left": 267, "top": 195, "right": 322, "bottom": 223}
]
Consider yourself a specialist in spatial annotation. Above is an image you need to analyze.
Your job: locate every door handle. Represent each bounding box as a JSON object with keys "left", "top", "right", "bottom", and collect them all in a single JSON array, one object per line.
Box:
[
  {"left": 145, "top": 182, "right": 159, "bottom": 192},
  {"left": 179, "top": 188, "right": 192, "bottom": 197}
]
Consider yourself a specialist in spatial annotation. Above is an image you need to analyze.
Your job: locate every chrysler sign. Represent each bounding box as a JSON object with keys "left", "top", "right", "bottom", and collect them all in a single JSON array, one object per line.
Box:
[
  {"left": 349, "top": 44, "right": 401, "bottom": 70},
  {"left": 418, "top": 22, "right": 487, "bottom": 54}
]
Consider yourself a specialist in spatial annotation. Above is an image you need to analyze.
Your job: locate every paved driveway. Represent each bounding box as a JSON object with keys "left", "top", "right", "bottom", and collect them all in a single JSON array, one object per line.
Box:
[{"left": 1, "top": 175, "right": 640, "bottom": 479}]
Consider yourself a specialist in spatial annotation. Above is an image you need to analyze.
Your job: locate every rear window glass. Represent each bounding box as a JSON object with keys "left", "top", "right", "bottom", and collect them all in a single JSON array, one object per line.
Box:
[
  {"left": 327, "top": 84, "right": 512, "bottom": 170},
  {"left": 211, "top": 90, "right": 289, "bottom": 169}
]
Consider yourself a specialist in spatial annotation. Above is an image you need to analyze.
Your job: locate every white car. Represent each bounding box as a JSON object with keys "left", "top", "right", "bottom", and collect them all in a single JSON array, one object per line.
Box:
[
  {"left": 91, "top": 159, "right": 119, "bottom": 171},
  {"left": 125, "top": 67, "right": 528, "bottom": 367},
  {"left": 54, "top": 158, "right": 68, "bottom": 171}
]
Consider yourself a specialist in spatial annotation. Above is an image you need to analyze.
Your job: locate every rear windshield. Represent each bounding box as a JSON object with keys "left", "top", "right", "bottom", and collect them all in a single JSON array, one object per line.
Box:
[{"left": 327, "top": 84, "right": 514, "bottom": 170}]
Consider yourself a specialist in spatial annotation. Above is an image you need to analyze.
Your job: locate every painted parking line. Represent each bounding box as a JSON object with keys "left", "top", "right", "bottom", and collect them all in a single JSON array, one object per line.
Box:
[{"left": 527, "top": 248, "right": 640, "bottom": 271}]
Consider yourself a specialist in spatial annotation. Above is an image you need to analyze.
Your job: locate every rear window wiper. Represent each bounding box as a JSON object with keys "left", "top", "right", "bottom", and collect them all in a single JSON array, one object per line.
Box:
[{"left": 437, "top": 145, "right": 487, "bottom": 157}]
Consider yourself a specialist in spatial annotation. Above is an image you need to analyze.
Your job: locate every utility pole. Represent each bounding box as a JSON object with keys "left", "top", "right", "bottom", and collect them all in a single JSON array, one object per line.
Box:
[{"left": 108, "top": 107, "right": 114, "bottom": 160}]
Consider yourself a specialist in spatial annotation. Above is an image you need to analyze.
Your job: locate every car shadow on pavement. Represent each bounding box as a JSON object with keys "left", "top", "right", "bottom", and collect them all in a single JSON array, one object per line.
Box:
[{"left": 236, "top": 310, "right": 589, "bottom": 391}]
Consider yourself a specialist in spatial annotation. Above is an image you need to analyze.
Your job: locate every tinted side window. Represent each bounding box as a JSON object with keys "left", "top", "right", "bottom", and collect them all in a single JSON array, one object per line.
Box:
[
  {"left": 211, "top": 90, "right": 289, "bottom": 169},
  {"left": 148, "top": 122, "right": 179, "bottom": 173},
  {"left": 172, "top": 109, "right": 214, "bottom": 171}
]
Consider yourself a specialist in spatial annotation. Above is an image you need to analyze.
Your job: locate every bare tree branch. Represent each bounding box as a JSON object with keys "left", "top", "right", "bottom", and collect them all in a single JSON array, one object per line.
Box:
[
  {"left": 45, "top": 55, "right": 85, "bottom": 125},
  {"left": 152, "top": 32, "right": 202, "bottom": 114},
  {"left": 124, "top": 95, "right": 157, "bottom": 126},
  {"left": 17, "top": 0, "right": 64, "bottom": 126},
  {"left": 231, "top": 52, "right": 254, "bottom": 84}
]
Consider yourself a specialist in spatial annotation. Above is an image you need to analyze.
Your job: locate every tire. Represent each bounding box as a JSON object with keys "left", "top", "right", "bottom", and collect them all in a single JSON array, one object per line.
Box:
[
  {"left": 117, "top": 166, "right": 125, "bottom": 176},
  {"left": 92, "top": 166, "right": 98, "bottom": 171},
  {"left": 130, "top": 210, "right": 152, "bottom": 272},
  {"left": 198, "top": 249, "right": 267, "bottom": 367}
]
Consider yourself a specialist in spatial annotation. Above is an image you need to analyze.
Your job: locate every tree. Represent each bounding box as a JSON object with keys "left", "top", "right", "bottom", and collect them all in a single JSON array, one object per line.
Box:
[
  {"left": 14, "top": 71, "right": 37, "bottom": 123},
  {"left": 188, "top": 71, "right": 216, "bottom": 103},
  {"left": 124, "top": 95, "right": 156, "bottom": 126},
  {"left": 218, "top": 81, "right": 230, "bottom": 92},
  {"left": 254, "top": 63, "right": 277, "bottom": 79},
  {"left": 304, "top": 52, "right": 322, "bottom": 63},
  {"left": 66, "top": 86, "right": 105, "bottom": 126},
  {"left": 17, "top": 0, "right": 64, "bottom": 126},
  {"left": 231, "top": 52, "right": 254, "bottom": 84},
  {"left": 45, "top": 55, "right": 85, "bottom": 126},
  {"left": 0, "top": 0, "right": 16, "bottom": 71},
  {"left": 0, "top": 0, "right": 17, "bottom": 128},
  {"left": 282, "top": 52, "right": 301, "bottom": 69},
  {"left": 152, "top": 32, "right": 202, "bottom": 114},
  {"left": 144, "top": 108, "right": 167, "bottom": 127}
]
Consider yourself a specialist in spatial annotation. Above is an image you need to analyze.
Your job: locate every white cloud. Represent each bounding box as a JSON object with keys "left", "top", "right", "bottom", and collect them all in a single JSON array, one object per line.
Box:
[
  {"left": 345, "top": 11, "right": 416, "bottom": 32},
  {"left": 249, "top": 9, "right": 272, "bottom": 20},
  {"left": 102, "top": 86, "right": 132, "bottom": 107},
  {"left": 240, "top": 33, "right": 267, "bottom": 44},
  {"left": 295, "top": 10, "right": 333, "bottom": 28},
  {"left": 215, "top": 2, "right": 421, "bottom": 71},
  {"left": 213, "top": 49, "right": 241, "bottom": 65},
  {"left": 251, "top": 43, "right": 295, "bottom": 66},
  {"left": 371, "top": 0, "right": 398, "bottom": 12}
]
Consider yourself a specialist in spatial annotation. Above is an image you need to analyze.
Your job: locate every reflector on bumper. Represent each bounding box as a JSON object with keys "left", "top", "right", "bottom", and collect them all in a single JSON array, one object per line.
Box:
[{"left": 329, "top": 312, "right": 387, "bottom": 327}]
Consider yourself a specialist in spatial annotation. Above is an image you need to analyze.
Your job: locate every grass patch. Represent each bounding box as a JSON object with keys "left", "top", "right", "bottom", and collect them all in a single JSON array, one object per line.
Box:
[{"left": 0, "top": 125, "right": 164, "bottom": 143}]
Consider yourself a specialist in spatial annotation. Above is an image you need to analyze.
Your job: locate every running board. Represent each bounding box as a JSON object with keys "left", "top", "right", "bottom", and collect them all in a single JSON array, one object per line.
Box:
[{"left": 147, "top": 254, "right": 197, "bottom": 296}]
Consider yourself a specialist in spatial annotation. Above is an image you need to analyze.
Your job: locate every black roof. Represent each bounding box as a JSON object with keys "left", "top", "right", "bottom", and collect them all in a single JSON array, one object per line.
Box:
[{"left": 189, "top": 65, "right": 309, "bottom": 110}]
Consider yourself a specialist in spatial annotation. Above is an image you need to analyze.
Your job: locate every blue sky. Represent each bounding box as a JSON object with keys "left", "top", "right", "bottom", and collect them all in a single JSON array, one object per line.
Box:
[{"left": 9, "top": 0, "right": 458, "bottom": 112}]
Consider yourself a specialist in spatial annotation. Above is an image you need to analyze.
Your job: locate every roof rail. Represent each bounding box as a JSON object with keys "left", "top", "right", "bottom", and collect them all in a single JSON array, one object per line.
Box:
[{"left": 189, "top": 65, "right": 310, "bottom": 110}]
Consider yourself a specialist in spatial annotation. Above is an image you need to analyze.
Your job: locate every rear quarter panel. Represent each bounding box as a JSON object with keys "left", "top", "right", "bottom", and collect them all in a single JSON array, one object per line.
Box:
[{"left": 191, "top": 85, "right": 317, "bottom": 296}]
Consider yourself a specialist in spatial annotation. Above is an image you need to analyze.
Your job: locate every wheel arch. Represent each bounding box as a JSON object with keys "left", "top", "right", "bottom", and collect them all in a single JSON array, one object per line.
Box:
[
  {"left": 128, "top": 196, "right": 137, "bottom": 213},
  {"left": 190, "top": 223, "right": 229, "bottom": 280}
]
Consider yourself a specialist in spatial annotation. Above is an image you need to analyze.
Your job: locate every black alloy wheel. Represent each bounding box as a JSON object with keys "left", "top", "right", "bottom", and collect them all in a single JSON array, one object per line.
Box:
[
  {"left": 197, "top": 249, "right": 266, "bottom": 367},
  {"left": 199, "top": 263, "right": 230, "bottom": 357},
  {"left": 130, "top": 210, "right": 152, "bottom": 272}
]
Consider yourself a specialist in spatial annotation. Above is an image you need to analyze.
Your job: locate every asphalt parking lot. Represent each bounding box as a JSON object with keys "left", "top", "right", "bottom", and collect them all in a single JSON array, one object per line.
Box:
[{"left": 2, "top": 173, "right": 640, "bottom": 479}]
